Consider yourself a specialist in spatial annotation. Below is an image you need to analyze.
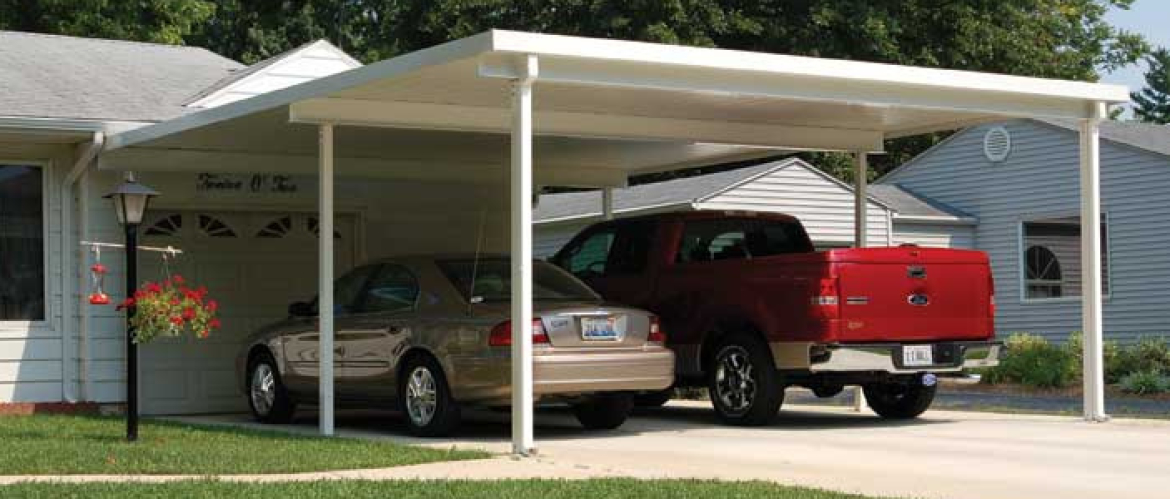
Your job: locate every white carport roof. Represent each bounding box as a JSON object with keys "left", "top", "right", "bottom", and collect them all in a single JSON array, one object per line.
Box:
[{"left": 102, "top": 29, "right": 1127, "bottom": 187}]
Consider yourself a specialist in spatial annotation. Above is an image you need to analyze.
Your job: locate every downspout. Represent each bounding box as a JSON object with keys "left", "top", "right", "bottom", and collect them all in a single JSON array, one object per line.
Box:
[{"left": 62, "top": 132, "right": 104, "bottom": 403}]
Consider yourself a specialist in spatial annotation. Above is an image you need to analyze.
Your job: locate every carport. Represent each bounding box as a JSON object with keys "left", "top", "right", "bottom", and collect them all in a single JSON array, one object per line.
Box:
[{"left": 100, "top": 30, "right": 1127, "bottom": 455}]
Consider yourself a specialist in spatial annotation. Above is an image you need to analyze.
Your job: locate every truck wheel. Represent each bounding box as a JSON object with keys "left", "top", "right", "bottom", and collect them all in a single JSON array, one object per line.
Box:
[
  {"left": 863, "top": 382, "right": 937, "bottom": 419},
  {"left": 398, "top": 355, "right": 461, "bottom": 437},
  {"left": 573, "top": 393, "right": 634, "bottom": 430},
  {"left": 708, "top": 334, "right": 784, "bottom": 426},
  {"left": 634, "top": 389, "right": 673, "bottom": 408}
]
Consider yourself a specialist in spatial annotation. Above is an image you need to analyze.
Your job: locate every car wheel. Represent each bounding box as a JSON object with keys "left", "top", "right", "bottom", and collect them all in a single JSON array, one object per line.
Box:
[
  {"left": 573, "top": 393, "right": 634, "bottom": 430},
  {"left": 398, "top": 355, "right": 461, "bottom": 437},
  {"left": 863, "top": 381, "right": 937, "bottom": 419},
  {"left": 708, "top": 333, "right": 784, "bottom": 426},
  {"left": 247, "top": 352, "right": 296, "bottom": 424},
  {"left": 633, "top": 389, "right": 673, "bottom": 408}
]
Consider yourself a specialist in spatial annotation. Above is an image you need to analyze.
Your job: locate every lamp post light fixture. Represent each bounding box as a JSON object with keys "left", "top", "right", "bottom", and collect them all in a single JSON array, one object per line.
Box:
[{"left": 103, "top": 174, "right": 158, "bottom": 442}]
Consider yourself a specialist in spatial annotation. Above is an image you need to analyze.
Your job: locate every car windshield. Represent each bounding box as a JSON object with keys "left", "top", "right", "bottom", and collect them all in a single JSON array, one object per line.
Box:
[{"left": 438, "top": 258, "right": 600, "bottom": 303}]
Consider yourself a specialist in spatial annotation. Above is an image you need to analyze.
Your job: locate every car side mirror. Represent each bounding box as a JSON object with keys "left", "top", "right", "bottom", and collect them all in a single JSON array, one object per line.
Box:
[{"left": 288, "top": 301, "right": 315, "bottom": 317}]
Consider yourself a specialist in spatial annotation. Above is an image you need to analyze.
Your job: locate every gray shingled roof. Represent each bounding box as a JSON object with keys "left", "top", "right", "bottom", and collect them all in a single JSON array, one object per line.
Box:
[
  {"left": 0, "top": 31, "right": 243, "bottom": 122},
  {"left": 1039, "top": 118, "right": 1170, "bottom": 158},
  {"left": 867, "top": 184, "right": 974, "bottom": 219}
]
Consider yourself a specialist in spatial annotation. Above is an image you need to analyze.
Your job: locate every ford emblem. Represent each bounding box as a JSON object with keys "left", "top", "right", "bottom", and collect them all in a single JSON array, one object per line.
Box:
[{"left": 908, "top": 294, "right": 930, "bottom": 306}]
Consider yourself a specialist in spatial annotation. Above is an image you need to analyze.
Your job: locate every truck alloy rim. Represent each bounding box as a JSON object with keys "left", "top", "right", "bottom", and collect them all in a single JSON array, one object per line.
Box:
[
  {"left": 250, "top": 363, "right": 276, "bottom": 416},
  {"left": 406, "top": 366, "right": 438, "bottom": 427},
  {"left": 715, "top": 346, "right": 756, "bottom": 415}
]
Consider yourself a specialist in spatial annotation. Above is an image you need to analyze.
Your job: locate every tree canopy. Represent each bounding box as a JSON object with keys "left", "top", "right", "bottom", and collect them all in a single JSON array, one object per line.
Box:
[
  {"left": 0, "top": 0, "right": 1151, "bottom": 181},
  {"left": 1132, "top": 48, "right": 1170, "bottom": 124}
]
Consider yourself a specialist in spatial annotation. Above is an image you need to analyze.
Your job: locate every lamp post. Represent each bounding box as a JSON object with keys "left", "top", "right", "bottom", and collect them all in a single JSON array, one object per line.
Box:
[{"left": 104, "top": 174, "right": 158, "bottom": 442}]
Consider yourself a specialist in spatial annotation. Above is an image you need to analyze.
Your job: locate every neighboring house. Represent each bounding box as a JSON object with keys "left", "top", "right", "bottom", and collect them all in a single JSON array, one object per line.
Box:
[
  {"left": 533, "top": 157, "right": 976, "bottom": 258},
  {"left": 879, "top": 119, "right": 1170, "bottom": 344},
  {"left": 0, "top": 32, "right": 362, "bottom": 412}
]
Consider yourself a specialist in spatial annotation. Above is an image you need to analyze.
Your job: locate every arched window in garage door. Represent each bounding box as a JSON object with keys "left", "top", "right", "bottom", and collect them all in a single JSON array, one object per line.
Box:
[
  {"left": 307, "top": 216, "right": 342, "bottom": 239},
  {"left": 255, "top": 216, "right": 293, "bottom": 238},
  {"left": 197, "top": 214, "right": 237, "bottom": 238},
  {"left": 144, "top": 214, "right": 182, "bottom": 237}
]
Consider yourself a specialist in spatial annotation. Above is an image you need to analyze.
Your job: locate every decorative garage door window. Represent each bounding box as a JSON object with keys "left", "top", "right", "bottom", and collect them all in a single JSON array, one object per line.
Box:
[
  {"left": 198, "top": 214, "right": 237, "bottom": 238},
  {"left": 307, "top": 217, "right": 342, "bottom": 239},
  {"left": 256, "top": 216, "right": 293, "bottom": 238},
  {"left": 0, "top": 164, "right": 45, "bottom": 321},
  {"left": 145, "top": 214, "right": 182, "bottom": 236}
]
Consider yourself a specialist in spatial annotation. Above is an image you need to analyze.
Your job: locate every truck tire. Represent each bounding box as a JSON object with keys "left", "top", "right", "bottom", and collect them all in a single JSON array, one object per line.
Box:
[
  {"left": 634, "top": 389, "right": 673, "bottom": 408},
  {"left": 863, "top": 382, "right": 937, "bottom": 419},
  {"left": 708, "top": 333, "right": 784, "bottom": 426},
  {"left": 573, "top": 393, "right": 634, "bottom": 430}
]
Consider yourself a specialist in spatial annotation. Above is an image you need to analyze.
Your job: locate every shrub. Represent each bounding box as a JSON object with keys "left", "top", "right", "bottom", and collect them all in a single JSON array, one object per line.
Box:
[
  {"left": 1112, "top": 337, "right": 1170, "bottom": 378},
  {"left": 982, "top": 333, "right": 1079, "bottom": 388},
  {"left": 1118, "top": 370, "right": 1170, "bottom": 395}
]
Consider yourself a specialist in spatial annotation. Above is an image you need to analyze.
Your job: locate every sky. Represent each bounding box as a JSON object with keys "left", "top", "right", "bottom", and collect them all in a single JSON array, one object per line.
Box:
[{"left": 1101, "top": 1, "right": 1170, "bottom": 106}]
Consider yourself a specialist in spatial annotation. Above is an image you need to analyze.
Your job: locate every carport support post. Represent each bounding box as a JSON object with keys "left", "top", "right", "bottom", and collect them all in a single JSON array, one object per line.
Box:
[
  {"left": 602, "top": 187, "right": 614, "bottom": 220},
  {"left": 319, "top": 123, "right": 336, "bottom": 436},
  {"left": 1080, "top": 103, "right": 1108, "bottom": 423},
  {"left": 510, "top": 54, "right": 538, "bottom": 456},
  {"left": 852, "top": 152, "right": 868, "bottom": 413}
]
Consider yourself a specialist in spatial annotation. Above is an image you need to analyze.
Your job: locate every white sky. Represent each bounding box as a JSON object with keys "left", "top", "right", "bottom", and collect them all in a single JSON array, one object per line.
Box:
[{"left": 1102, "top": 1, "right": 1170, "bottom": 112}]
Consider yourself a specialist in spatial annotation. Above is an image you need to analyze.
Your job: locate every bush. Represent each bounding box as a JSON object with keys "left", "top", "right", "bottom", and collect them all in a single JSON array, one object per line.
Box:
[
  {"left": 982, "top": 333, "right": 1079, "bottom": 388},
  {"left": 1118, "top": 370, "right": 1170, "bottom": 395},
  {"left": 1112, "top": 337, "right": 1170, "bottom": 379}
]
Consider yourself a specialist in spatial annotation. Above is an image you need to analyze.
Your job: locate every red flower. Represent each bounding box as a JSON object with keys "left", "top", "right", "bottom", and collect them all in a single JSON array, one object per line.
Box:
[
  {"left": 116, "top": 297, "right": 136, "bottom": 311},
  {"left": 169, "top": 316, "right": 184, "bottom": 326},
  {"left": 209, "top": 318, "right": 222, "bottom": 329},
  {"left": 172, "top": 275, "right": 185, "bottom": 285},
  {"left": 182, "top": 307, "right": 195, "bottom": 320},
  {"left": 207, "top": 300, "right": 218, "bottom": 313},
  {"left": 145, "top": 282, "right": 162, "bottom": 293},
  {"left": 198, "top": 329, "right": 210, "bottom": 339},
  {"left": 169, "top": 297, "right": 180, "bottom": 306}
]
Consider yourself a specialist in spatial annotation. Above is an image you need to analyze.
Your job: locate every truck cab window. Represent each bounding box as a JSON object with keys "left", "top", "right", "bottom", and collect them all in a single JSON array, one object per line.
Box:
[
  {"left": 560, "top": 228, "right": 615, "bottom": 278},
  {"left": 677, "top": 218, "right": 811, "bottom": 263}
]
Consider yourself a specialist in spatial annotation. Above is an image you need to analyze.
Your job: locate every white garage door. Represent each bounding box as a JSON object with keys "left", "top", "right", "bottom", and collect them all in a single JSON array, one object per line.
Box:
[{"left": 138, "top": 211, "right": 356, "bottom": 415}]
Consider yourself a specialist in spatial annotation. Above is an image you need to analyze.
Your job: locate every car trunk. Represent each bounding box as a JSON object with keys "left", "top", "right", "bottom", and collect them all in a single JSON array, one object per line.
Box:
[
  {"left": 479, "top": 301, "right": 652, "bottom": 348},
  {"left": 829, "top": 247, "right": 994, "bottom": 343}
]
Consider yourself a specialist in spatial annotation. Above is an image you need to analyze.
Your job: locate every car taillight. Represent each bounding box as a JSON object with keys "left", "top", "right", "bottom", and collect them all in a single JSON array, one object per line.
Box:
[
  {"left": 811, "top": 277, "right": 840, "bottom": 320},
  {"left": 648, "top": 316, "right": 666, "bottom": 344},
  {"left": 488, "top": 318, "right": 548, "bottom": 347}
]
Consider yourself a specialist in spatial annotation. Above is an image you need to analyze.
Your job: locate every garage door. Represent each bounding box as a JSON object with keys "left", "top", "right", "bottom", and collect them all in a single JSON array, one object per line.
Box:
[{"left": 138, "top": 211, "right": 356, "bottom": 415}]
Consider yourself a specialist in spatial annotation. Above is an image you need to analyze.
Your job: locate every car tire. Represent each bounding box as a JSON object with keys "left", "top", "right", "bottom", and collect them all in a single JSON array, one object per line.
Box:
[
  {"left": 398, "top": 355, "right": 461, "bottom": 437},
  {"left": 863, "top": 382, "right": 937, "bottom": 419},
  {"left": 633, "top": 389, "right": 673, "bottom": 408},
  {"left": 708, "top": 333, "right": 784, "bottom": 426},
  {"left": 573, "top": 393, "right": 634, "bottom": 430},
  {"left": 247, "top": 352, "right": 296, "bottom": 424}
]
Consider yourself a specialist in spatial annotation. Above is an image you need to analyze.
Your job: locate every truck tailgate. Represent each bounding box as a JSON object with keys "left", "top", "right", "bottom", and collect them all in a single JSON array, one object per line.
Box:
[{"left": 831, "top": 248, "right": 994, "bottom": 343}]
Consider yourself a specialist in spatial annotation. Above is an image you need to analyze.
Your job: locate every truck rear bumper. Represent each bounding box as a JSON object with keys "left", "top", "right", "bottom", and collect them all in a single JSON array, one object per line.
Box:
[{"left": 774, "top": 341, "right": 1002, "bottom": 374}]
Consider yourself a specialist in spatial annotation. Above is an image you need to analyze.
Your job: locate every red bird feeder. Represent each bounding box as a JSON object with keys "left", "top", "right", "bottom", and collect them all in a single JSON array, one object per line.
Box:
[{"left": 89, "top": 262, "right": 110, "bottom": 305}]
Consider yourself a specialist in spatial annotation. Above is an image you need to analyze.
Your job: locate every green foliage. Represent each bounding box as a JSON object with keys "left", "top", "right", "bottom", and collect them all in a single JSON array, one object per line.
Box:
[
  {"left": 982, "top": 333, "right": 1079, "bottom": 388},
  {"left": 1112, "top": 337, "right": 1170, "bottom": 378},
  {"left": 1133, "top": 47, "right": 1170, "bottom": 124},
  {"left": 0, "top": 0, "right": 214, "bottom": 44},
  {"left": 1118, "top": 370, "right": 1170, "bottom": 395}
]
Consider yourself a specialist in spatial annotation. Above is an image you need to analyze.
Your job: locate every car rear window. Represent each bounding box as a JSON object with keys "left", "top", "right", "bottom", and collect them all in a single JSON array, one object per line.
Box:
[{"left": 438, "top": 258, "right": 600, "bottom": 303}]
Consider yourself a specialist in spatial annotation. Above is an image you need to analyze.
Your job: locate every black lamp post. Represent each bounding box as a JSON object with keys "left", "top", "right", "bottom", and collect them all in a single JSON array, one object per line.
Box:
[{"left": 104, "top": 175, "right": 158, "bottom": 442}]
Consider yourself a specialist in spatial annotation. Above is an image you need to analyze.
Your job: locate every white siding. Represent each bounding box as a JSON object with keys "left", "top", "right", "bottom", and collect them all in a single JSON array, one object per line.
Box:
[
  {"left": 698, "top": 163, "right": 892, "bottom": 247},
  {"left": 884, "top": 120, "right": 1170, "bottom": 344},
  {"left": 534, "top": 223, "right": 588, "bottom": 259},
  {"left": 191, "top": 41, "right": 360, "bottom": 108},
  {"left": 893, "top": 221, "right": 976, "bottom": 248}
]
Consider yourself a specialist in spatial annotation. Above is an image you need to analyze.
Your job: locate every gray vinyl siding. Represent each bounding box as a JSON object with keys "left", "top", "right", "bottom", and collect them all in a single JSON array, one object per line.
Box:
[
  {"left": 892, "top": 221, "right": 976, "bottom": 248},
  {"left": 534, "top": 223, "right": 587, "bottom": 259},
  {"left": 883, "top": 120, "right": 1170, "bottom": 344}
]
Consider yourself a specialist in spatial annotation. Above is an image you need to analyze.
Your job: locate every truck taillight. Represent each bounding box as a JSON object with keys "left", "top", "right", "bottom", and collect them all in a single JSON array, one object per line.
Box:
[
  {"left": 811, "top": 278, "right": 840, "bottom": 319},
  {"left": 489, "top": 318, "right": 548, "bottom": 347},
  {"left": 988, "top": 272, "right": 996, "bottom": 318},
  {"left": 648, "top": 316, "right": 666, "bottom": 344}
]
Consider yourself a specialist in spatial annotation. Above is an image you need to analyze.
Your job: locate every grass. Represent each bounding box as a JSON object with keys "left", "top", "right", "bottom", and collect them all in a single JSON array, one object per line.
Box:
[
  {"left": 0, "top": 479, "right": 893, "bottom": 499},
  {"left": 0, "top": 415, "right": 487, "bottom": 475}
]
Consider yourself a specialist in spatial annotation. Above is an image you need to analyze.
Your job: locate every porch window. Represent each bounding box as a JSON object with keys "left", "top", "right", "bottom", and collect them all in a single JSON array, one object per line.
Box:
[
  {"left": 0, "top": 165, "right": 45, "bottom": 321},
  {"left": 1022, "top": 217, "right": 1109, "bottom": 300}
]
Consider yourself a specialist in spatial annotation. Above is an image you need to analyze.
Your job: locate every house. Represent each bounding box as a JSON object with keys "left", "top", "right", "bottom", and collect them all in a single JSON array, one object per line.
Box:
[
  {"left": 533, "top": 157, "right": 975, "bottom": 257},
  {"left": 878, "top": 119, "right": 1170, "bottom": 344}
]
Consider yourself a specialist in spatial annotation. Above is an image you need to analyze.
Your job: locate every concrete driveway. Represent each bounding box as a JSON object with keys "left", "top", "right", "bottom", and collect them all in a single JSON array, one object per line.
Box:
[{"left": 173, "top": 401, "right": 1170, "bottom": 499}]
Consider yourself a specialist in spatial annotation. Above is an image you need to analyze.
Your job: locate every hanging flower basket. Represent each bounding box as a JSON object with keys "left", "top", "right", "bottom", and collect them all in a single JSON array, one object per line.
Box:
[{"left": 117, "top": 275, "right": 220, "bottom": 344}]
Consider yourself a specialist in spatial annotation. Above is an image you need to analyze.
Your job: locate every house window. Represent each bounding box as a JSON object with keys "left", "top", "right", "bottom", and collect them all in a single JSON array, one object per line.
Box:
[
  {"left": 0, "top": 165, "right": 45, "bottom": 321},
  {"left": 1022, "top": 217, "right": 1109, "bottom": 300}
]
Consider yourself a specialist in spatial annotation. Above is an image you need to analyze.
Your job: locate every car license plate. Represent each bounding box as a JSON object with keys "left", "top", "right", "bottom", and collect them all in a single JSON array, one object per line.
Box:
[
  {"left": 581, "top": 317, "right": 620, "bottom": 341},
  {"left": 903, "top": 345, "right": 934, "bottom": 366}
]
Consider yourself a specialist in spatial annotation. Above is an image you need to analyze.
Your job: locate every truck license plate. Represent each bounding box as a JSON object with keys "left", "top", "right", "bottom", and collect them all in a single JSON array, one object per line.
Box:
[
  {"left": 581, "top": 317, "right": 620, "bottom": 341},
  {"left": 903, "top": 345, "right": 934, "bottom": 366}
]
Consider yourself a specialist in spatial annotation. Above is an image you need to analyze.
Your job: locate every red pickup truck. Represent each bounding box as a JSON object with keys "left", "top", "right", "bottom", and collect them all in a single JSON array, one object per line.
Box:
[{"left": 550, "top": 211, "right": 1001, "bottom": 425}]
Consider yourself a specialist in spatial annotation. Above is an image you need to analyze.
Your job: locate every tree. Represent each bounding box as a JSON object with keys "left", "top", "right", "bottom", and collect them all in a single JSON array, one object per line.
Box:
[
  {"left": 1132, "top": 48, "right": 1170, "bottom": 124},
  {"left": 0, "top": 0, "right": 214, "bottom": 44}
]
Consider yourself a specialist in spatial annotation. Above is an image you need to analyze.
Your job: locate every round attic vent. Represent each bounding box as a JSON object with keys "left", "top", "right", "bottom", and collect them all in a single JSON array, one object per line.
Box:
[{"left": 983, "top": 126, "right": 1012, "bottom": 163}]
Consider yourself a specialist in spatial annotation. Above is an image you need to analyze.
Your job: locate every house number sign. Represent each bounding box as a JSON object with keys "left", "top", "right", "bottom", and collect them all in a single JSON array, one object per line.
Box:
[{"left": 196, "top": 173, "right": 300, "bottom": 194}]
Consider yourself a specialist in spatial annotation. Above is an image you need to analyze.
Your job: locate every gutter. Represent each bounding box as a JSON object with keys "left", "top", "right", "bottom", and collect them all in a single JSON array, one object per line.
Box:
[
  {"left": 61, "top": 132, "right": 105, "bottom": 403},
  {"left": 891, "top": 214, "right": 979, "bottom": 226}
]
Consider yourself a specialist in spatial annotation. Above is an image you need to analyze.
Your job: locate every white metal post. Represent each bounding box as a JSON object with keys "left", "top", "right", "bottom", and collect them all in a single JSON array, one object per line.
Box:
[
  {"left": 852, "top": 152, "right": 868, "bottom": 412},
  {"left": 1080, "top": 103, "right": 1108, "bottom": 422},
  {"left": 510, "top": 54, "right": 538, "bottom": 456},
  {"left": 318, "top": 123, "right": 336, "bottom": 436},
  {"left": 602, "top": 187, "right": 615, "bottom": 220}
]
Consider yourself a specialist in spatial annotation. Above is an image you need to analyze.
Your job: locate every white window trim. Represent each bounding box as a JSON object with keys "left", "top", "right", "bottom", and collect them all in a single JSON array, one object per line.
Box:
[
  {"left": 1016, "top": 212, "right": 1112, "bottom": 305},
  {"left": 0, "top": 159, "right": 51, "bottom": 330}
]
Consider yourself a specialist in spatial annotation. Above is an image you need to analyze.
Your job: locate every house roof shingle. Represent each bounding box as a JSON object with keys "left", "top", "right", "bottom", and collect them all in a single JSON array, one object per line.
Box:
[
  {"left": 1040, "top": 118, "right": 1170, "bottom": 158},
  {"left": 867, "top": 184, "right": 974, "bottom": 219},
  {"left": 0, "top": 31, "right": 243, "bottom": 123}
]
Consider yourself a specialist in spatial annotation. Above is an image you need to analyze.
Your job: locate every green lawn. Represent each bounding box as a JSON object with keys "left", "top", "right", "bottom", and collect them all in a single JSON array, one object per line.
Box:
[
  {"left": 0, "top": 479, "right": 892, "bottom": 499},
  {"left": 0, "top": 415, "right": 487, "bottom": 475}
]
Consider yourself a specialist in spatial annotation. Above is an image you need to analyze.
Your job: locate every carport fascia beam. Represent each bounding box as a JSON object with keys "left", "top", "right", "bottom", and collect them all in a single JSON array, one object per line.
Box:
[{"left": 288, "top": 98, "right": 885, "bottom": 153}]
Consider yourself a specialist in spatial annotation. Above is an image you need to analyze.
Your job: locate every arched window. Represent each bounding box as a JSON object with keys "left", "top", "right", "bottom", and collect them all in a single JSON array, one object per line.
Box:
[
  {"left": 1025, "top": 245, "right": 1062, "bottom": 298},
  {"left": 197, "top": 214, "right": 237, "bottom": 238},
  {"left": 144, "top": 214, "right": 182, "bottom": 237},
  {"left": 255, "top": 216, "right": 293, "bottom": 238}
]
